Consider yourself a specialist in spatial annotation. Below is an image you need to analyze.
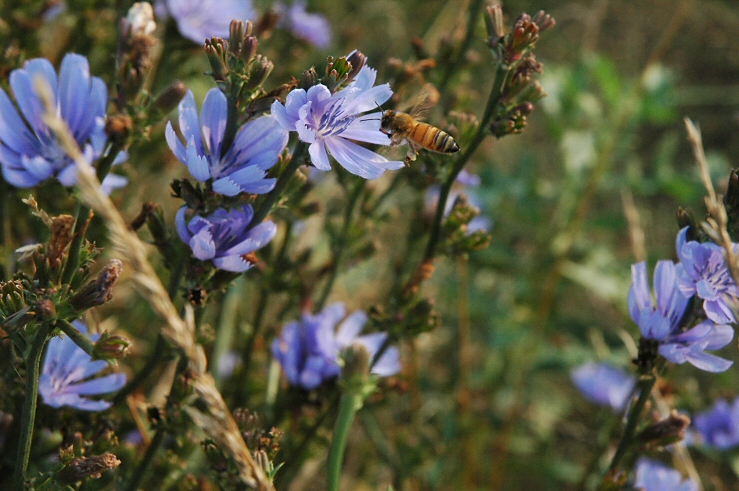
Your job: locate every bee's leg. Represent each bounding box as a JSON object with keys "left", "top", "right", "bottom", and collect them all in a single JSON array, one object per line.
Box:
[{"left": 405, "top": 143, "right": 418, "bottom": 166}]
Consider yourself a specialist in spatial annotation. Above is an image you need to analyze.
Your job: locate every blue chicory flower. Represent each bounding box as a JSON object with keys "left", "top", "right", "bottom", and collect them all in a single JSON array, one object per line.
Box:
[
  {"left": 275, "top": 1, "right": 332, "bottom": 48},
  {"left": 166, "top": 89, "right": 288, "bottom": 196},
  {"left": 39, "top": 321, "right": 127, "bottom": 411},
  {"left": 570, "top": 362, "right": 636, "bottom": 411},
  {"left": 176, "top": 204, "right": 277, "bottom": 272},
  {"left": 0, "top": 54, "right": 126, "bottom": 192},
  {"left": 163, "top": 0, "right": 255, "bottom": 43},
  {"left": 271, "top": 61, "right": 404, "bottom": 180},
  {"left": 634, "top": 458, "right": 698, "bottom": 491},
  {"left": 676, "top": 226, "right": 739, "bottom": 324},
  {"left": 692, "top": 396, "right": 739, "bottom": 450},
  {"left": 271, "top": 303, "right": 401, "bottom": 390},
  {"left": 629, "top": 260, "right": 734, "bottom": 372}
]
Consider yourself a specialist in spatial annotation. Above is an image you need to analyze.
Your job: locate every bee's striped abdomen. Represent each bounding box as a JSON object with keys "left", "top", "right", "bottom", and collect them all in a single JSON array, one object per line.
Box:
[{"left": 410, "top": 122, "right": 460, "bottom": 154}]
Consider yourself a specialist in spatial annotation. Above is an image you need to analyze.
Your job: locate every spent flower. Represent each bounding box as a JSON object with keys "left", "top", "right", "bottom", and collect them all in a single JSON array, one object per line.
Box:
[
  {"left": 166, "top": 89, "right": 288, "bottom": 196},
  {"left": 175, "top": 204, "right": 277, "bottom": 272},
  {"left": 0, "top": 54, "right": 126, "bottom": 192},
  {"left": 570, "top": 362, "right": 636, "bottom": 411},
  {"left": 629, "top": 260, "right": 734, "bottom": 372},
  {"left": 39, "top": 321, "right": 127, "bottom": 411},
  {"left": 271, "top": 303, "right": 401, "bottom": 390},
  {"left": 272, "top": 57, "right": 404, "bottom": 179},
  {"left": 675, "top": 226, "right": 739, "bottom": 324},
  {"left": 692, "top": 396, "right": 739, "bottom": 450}
]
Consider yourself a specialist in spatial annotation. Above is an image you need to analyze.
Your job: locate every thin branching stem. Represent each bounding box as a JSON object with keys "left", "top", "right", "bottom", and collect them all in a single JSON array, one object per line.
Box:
[
  {"left": 13, "top": 322, "right": 52, "bottom": 491},
  {"left": 438, "top": 0, "right": 486, "bottom": 92},
  {"left": 250, "top": 141, "right": 307, "bottom": 228}
]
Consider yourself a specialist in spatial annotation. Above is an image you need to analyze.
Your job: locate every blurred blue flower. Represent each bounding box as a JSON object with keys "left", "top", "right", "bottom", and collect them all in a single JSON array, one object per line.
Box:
[
  {"left": 163, "top": 0, "right": 255, "bottom": 43},
  {"left": 271, "top": 303, "right": 401, "bottom": 390},
  {"left": 275, "top": 1, "right": 332, "bottom": 48},
  {"left": 167, "top": 89, "right": 288, "bottom": 196},
  {"left": 39, "top": 321, "right": 127, "bottom": 411},
  {"left": 693, "top": 396, "right": 739, "bottom": 450},
  {"left": 634, "top": 458, "right": 698, "bottom": 491},
  {"left": 676, "top": 226, "right": 739, "bottom": 324},
  {"left": 425, "top": 170, "right": 492, "bottom": 234},
  {"left": 570, "top": 362, "right": 635, "bottom": 411},
  {"left": 176, "top": 204, "right": 276, "bottom": 272},
  {"left": 271, "top": 62, "right": 404, "bottom": 179},
  {"left": 629, "top": 260, "right": 733, "bottom": 372},
  {"left": 0, "top": 54, "right": 126, "bottom": 192}
]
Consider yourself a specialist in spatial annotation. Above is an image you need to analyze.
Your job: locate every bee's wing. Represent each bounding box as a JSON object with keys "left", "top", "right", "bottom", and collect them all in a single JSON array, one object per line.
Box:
[{"left": 408, "top": 84, "right": 441, "bottom": 121}]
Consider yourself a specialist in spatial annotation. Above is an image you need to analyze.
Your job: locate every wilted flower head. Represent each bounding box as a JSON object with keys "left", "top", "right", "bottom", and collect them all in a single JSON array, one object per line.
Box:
[
  {"left": 176, "top": 204, "right": 277, "bottom": 272},
  {"left": 271, "top": 303, "right": 401, "bottom": 390},
  {"left": 164, "top": 0, "right": 255, "bottom": 43},
  {"left": 692, "top": 396, "right": 739, "bottom": 450},
  {"left": 675, "top": 227, "right": 739, "bottom": 324},
  {"left": 166, "top": 89, "right": 288, "bottom": 196},
  {"left": 570, "top": 362, "right": 635, "bottom": 411},
  {"left": 271, "top": 58, "right": 404, "bottom": 179},
  {"left": 275, "top": 1, "right": 332, "bottom": 48},
  {"left": 634, "top": 458, "right": 698, "bottom": 491},
  {"left": 39, "top": 321, "right": 127, "bottom": 411},
  {"left": 0, "top": 54, "right": 126, "bottom": 192},
  {"left": 629, "top": 260, "right": 733, "bottom": 372}
]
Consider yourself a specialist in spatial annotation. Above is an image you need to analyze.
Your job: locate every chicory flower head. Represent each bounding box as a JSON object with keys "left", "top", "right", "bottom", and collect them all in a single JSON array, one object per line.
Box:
[
  {"left": 629, "top": 260, "right": 734, "bottom": 372},
  {"left": 176, "top": 204, "right": 276, "bottom": 272},
  {"left": 271, "top": 60, "right": 404, "bottom": 179},
  {"left": 39, "top": 321, "right": 127, "bottom": 411},
  {"left": 692, "top": 396, "right": 739, "bottom": 450},
  {"left": 275, "top": 1, "right": 332, "bottom": 48},
  {"left": 167, "top": 89, "right": 288, "bottom": 196},
  {"left": 570, "top": 362, "right": 636, "bottom": 411},
  {"left": 163, "top": 0, "right": 255, "bottom": 43},
  {"left": 676, "top": 226, "right": 739, "bottom": 324},
  {"left": 634, "top": 458, "right": 698, "bottom": 491},
  {"left": 271, "top": 303, "right": 401, "bottom": 390},
  {"left": 0, "top": 54, "right": 126, "bottom": 192}
]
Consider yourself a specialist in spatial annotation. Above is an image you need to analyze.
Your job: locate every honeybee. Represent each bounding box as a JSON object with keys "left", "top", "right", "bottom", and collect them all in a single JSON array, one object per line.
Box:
[{"left": 379, "top": 86, "right": 460, "bottom": 164}]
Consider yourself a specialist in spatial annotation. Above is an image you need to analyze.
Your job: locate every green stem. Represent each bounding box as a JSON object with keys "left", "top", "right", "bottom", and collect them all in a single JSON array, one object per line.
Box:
[
  {"left": 316, "top": 179, "right": 365, "bottom": 310},
  {"left": 57, "top": 319, "right": 94, "bottom": 355},
  {"left": 13, "top": 322, "right": 52, "bottom": 491},
  {"left": 327, "top": 391, "right": 362, "bottom": 491},
  {"left": 249, "top": 141, "right": 307, "bottom": 229},
  {"left": 438, "top": 0, "right": 485, "bottom": 92},
  {"left": 60, "top": 203, "right": 90, "bottom": 285},
  {"left": 605, "top": 375, "right": 657, "bottom": 476},
  {"left": 95, "top": 141, "right": 125, "bottom": 184},
  {"left": 423, "top": 62, "right": 509, "bottom": 262},
  {"left": 0, "top": 178, "right": 8, "bottom": 281},
  {"left": 125, "top": 427, "right": 165, "bottom": 491}
]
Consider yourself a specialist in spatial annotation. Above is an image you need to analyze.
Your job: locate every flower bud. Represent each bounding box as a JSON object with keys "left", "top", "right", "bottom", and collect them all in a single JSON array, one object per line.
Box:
[
  {"left": 70, "top": 259, "right": 123, "bottom": 311},
  {"left": 93, "top": 332, "right": 130, "bottom": 360},
  {"left": 485, "top": 5, "right": 505, "bottom": 48},
  {"left": 241, "top": 36, "right": 258, "bottom": 64},
  {"left": 105, "top": 114, "right": 133, "bottom": 144},
  {"left": 47, "top": 214, "right": 75, "bottom": 266},
  {"left": 35, "top": 298, "right": 56, "bottom": 321},
  {"left": 204, "top": 38, "right": 229, "bottom": 81},
  {"left": 299, "top": 67, "right": 318, "bottom": 89},
  {"left": 345, "top": 50, "right": 367, "bottom": 84},
  {"left": 342, "top": 343, "right": 371, "bottom": 383},
  {"left": 636, "top": 410, "right": 691, "bottom": 448},
  {"left": 245, "top": 55, "right": 274, "bottom": 90},
  {"left": 153, "top": 80, "right": 187, "bottom": 113},
  {"left": 229, "top": 20, "right": 246, "bottom": 55},
  {"left": 676, "top": 207, "right": 699, "bottom": 241},
  {"left": 532, "top": 10, "right": 556, "bottom": 32}
]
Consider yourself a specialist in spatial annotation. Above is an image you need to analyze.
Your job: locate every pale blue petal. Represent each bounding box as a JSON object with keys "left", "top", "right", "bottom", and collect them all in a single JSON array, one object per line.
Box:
[
  {"left": 309, "top": 140, "right": 331, "bottom": 170},
  {"left": 201, "top": 88, "right": 227, "bottom": 158},
  {"left": 213, "top": 255, "right": 254, "bottom": 272},
  {"left": 190, "top": 227, "right": 216, "bottom": 260}
]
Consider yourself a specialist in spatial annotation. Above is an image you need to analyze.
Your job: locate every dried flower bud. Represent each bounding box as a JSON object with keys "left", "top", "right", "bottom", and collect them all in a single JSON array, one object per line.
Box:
[
  {"left": 123, "top": 2, "right": 156, "bottom": 36},
  {"left": 35, "top": 298, "right": 56, "bottom": 321},
  {"left": 93, "top": 332, "right": 130, "bottom": 360},
  {"left": 636, "top": 410, "right": 691, "bottom": 448},
  {"left": 485, "top": 5, "right": 505, "bottom": 47},
  {"left": 105, "top": 114, "right": 133, "bottom": 143},
  {"left": 57, "top": 453, "right": 121, "bottom": 484},
  {"left": 153, "top": 80, "right": 187, "bottom": 113},
  {"left": 47, "top": 214, "right": 75, "bottom": 266},
  {"left": 70, "top": 259, "right": 123, "bottom": 311}
]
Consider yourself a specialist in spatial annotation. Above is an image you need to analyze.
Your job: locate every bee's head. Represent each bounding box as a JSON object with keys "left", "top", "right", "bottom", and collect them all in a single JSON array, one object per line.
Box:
[{"left": 380, "top": 110, "right": 395, "bottom": 133}]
